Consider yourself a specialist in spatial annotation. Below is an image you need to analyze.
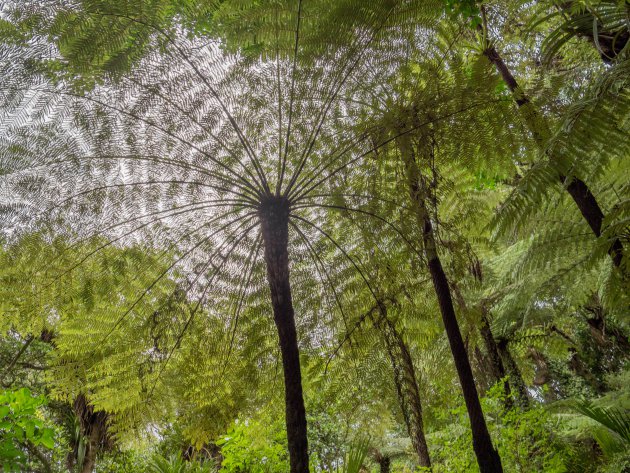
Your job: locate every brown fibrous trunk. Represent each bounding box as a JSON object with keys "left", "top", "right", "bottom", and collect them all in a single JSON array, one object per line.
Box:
[
  {"left": 73, "top": 395, "right": 111, "bottom": 473},
  {"left": 260, "top": 196, "right": 310, "bottom": 473},
  {"left": 377, "top": 309, "right": 431, "bottom": 468},
  {"left": 398, "top": 134, "right": 503, "bottom": 473}
]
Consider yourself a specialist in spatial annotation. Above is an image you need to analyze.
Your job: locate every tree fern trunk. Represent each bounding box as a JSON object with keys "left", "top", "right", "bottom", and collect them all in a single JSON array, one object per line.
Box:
[
  {"left": 423, "top": 226, "right": 503, "bottom": 472},
  {"left": 496, "top": 339, "right": 529, "bottom": 408},
  {"left": 260, "top": 196, "right": 310, "bottom": 473},
  {"left": 564, "top": 179, "right": 624, "bottom": 268},
  {"left": 81, "top": 429, "right": 100, "bottom": 473},
  {"left": 479, "top": 310, "right": 512, "bottom": 408},
  {"left": 482, "top": 44, "right": 624, "bottom": 268},
  {"left": 397, "top": 136, "right": 503, "bottom": 473},
  {"left": 74, "top": 395, "right": 110, "bottom": 473},
  {"left": 377, "top": 310, "right": 431, "bottom": 467}
]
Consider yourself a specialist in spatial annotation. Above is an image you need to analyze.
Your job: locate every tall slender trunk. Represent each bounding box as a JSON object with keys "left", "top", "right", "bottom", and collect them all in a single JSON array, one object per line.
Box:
[
  {"left": 423, "top": 237, "right": 502, "bottom": 472},
  {"left": 478, "top": 310, "right": 512, "bottom": 408},
  {"left": 376, "top": 309, "right": 431, "bottom": 468},
  {"left": 496, "top": 338, "right": 529, "bottom": 408},
  {"left": 481, "top": 41, "right": 624, "bottom": 268},
  {"left": 397, "top": 135, "right": 503, "bottom": 473},
  {"left": 259, "top": 196, "right": 309, "bottom": 473}
]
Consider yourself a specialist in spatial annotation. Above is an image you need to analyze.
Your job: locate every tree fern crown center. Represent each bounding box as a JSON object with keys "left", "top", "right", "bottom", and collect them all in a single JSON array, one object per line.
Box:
[{"left": 259, "top": 195, "right": 291, "bottom": 238}]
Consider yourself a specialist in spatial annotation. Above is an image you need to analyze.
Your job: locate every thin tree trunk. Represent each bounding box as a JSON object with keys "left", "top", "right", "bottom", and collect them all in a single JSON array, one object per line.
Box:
[
  {"left": 481, "top": 39, "right": 624, "bottom": 268},
  {"left": 496, "top": 339, "right": 529, "bottom": 408},
  {"left": 376, "top": 309, "right": 431, "bottom": 468},
  {"left": 260, "top": 196, "right": 309, "bottom": 473},
  {"left": 478, "top": 310, "right": 512, "bottom": 408},
  {"left": 423, "top": 239, "right": 502, "bottom": 472},
  {"left": 397, "top": 135, "right": 503, "bottom": 473}
]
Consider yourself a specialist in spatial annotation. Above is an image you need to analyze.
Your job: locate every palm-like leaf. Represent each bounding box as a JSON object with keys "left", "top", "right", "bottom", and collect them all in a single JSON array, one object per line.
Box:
[
  {"left": 336, "top": 437, "right": 370, "bottom": 473},
  {"left": 573, "top": 400, "right": 630, "bottom": 443}
]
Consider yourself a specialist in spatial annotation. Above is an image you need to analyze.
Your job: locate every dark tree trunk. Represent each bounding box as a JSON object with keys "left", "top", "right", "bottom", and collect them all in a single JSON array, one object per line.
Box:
[
  {"left": 260, "top": 196, "right": 310, "bottom": 473},
  {"left": 376, "top": 309, "right": 431, "bottom": 468},
  {"left": 398, "top": 135, "right": 503, "bottom": 473},
  {"left": 496, "top": 339, "right": 529, "bottom": 408},
  {"left": 81, "top": 429, "right": 100, "bottom": 473},
  {"left": 482, "top": 43, "right": 624, "bottom": 268},
  {"left": 564, "top": 179, "right": 624, "bottom": 267},
  {"left": 379, "top": 456, "right": 391, "bottom": 473},
  {"left": 478, "top": 311, "right": 512, "bottom": 408},
  {"left": 425, "top": 244, "right": 503, "bottom": 472},
  {"left": 73, "top": 395, "right": 111, "bottom": 473}
]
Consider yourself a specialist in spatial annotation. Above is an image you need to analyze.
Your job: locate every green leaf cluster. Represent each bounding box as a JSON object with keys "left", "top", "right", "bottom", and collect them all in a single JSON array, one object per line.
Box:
[{"left": 0, "top": 388, "right": 55, "bottom": 472}]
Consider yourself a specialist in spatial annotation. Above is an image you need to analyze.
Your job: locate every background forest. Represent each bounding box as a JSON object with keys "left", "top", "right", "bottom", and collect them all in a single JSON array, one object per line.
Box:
[{"left": 0, "top": 0, "right": 628, "bottom": 472}]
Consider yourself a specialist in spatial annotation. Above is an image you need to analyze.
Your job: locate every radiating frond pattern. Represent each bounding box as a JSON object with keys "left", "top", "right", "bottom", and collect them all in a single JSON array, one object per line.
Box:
[{"left": 0, "top": 0, "right": 447, "bottom": 444}]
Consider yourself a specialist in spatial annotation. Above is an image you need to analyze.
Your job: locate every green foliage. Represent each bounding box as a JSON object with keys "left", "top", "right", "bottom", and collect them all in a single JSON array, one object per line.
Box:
[
  {"left": 217, "top": 414, "right": 290, "bottom": 473},
  {"left": 148, "top": 453, "right": 213, "bottom": 473},
  {"left": 0, "top": 0, "right": 628, "bottom": 472},
  {"left": 95, "top": 450, "right": 150, "bottom": 473},
  {"left": 530, "top": 0, "right": 630, "bottom": 64},
  {"left": 0, "top": 388, "right": 55, "bottom": 472},
  {"left": 215, "top": 409, "right": 372, "bottom": 473},
  {"left": 572, "top": 400, "right": 630, "bottom": 454},
  {"left": 335, "top": 437, "right": 370, "bottom": 473},
  {"left": 443, "top": 0, "right": 481, "bottom": 27},
  {"left": 0, "top": 0, "right": 224, "bottom": 88},
  {"left": 428, "top": 384, "right": 572, "bottom": 472}
]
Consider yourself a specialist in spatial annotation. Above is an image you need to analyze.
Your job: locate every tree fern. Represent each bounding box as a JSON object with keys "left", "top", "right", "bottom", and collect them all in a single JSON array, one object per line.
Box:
[{"left": 0, "top": 2, "right": 452, "bottom": 471}]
